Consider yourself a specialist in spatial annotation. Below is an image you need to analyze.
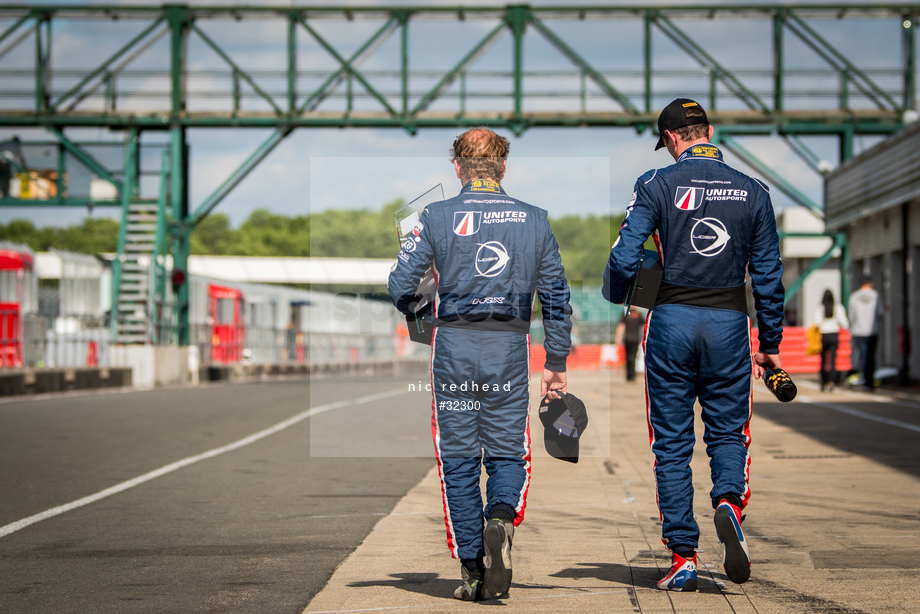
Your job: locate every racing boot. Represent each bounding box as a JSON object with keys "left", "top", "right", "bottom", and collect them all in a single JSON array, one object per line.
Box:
[
  {"left": 483, "top": 518, "right": 514, "bottom": 597},
  {"left": 657, "top": 551, "right": 698, "bottom": 591},
  {"left": 453, "top": 561, "right": 489, "bottom": 601},
  {"left": 714, "top": 498, "right": 751, "bottom": 584}
]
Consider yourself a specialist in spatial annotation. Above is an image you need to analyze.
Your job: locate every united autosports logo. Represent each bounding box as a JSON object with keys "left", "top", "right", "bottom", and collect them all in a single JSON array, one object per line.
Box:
[
  {"left": 475, "top": 241, "right": 510, "bottom": 277},
  {"left": 690, "top": 217, "right": 731, "bottom": 257},
  {"left": 453, "top": 211, "right": 481, "bottom": 236},
  {"left": 674, "top": 186, "right": 705, "bottom": 211}
]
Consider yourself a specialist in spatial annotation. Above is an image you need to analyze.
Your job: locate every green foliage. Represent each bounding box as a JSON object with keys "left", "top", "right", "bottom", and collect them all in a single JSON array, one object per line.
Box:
[
  {"left": 550, "top": 214, "right": 624, "bottom": 288},
  {"left": 0, "top": 200, "right": 634, "bottom": 286},
  {"left": 308, "top": 199, "right": 404, "bottom": 258},
  {"left": 187, "top": 200, "right": 403, "bottom": 258},
  {"left": 0, "top": 217, "right": 119, "bottom": 253},
  {"left": 189, "top": 212, "right": 239, "bottom": 255}
]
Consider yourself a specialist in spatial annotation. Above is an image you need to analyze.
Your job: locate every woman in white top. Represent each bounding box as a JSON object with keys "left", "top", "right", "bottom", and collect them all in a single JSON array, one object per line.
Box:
[{"left": 815, "top": 289, "right": 849, "bottom": 391}]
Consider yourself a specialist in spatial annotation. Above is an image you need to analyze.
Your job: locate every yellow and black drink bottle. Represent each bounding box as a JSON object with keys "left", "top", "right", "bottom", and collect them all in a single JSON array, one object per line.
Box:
[{"left": 764, "top": 369, "right": 797, "bottom": 403}]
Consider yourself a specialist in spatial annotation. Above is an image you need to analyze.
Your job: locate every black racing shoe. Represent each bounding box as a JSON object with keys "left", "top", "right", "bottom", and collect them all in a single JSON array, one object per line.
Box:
[
  {"left": 453, "top": 565, "right": 489, "bottom": 601},
  {"left": 483, "top": 518, "right": 514, "bottom": 597}
]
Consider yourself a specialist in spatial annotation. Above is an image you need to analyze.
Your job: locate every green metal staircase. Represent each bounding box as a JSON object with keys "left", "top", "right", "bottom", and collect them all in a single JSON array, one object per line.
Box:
[
  {"left": 109, "top": 130, "right": 171, "bottom": 345},
  {"left": 113, "top": 203, "right": 158, "bottom": 343}
]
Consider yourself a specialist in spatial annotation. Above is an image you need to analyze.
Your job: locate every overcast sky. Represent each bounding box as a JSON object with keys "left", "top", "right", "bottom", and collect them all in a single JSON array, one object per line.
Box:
[{"left": 0, "top": 0, "right": 904, "bottom": 227}]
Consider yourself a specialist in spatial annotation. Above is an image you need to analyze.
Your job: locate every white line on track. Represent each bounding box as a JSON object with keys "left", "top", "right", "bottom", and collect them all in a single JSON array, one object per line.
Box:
[
  {"left": 0, "top": 387, "right": 409, "bottom": 540},
  {"left": 796, "top": 379, "right": 920, "bottom": 410},
  {"left": 797, "top": 396, "right": 920, "bottom": 433}
]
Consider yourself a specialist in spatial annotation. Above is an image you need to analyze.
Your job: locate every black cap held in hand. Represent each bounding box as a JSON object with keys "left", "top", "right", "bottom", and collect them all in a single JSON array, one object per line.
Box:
[
  {"left": 655, "top": 98, "right": 709, "bottom": 150},
  {"left": 539, "top": 392, "right": 588, "bottom": 464}
]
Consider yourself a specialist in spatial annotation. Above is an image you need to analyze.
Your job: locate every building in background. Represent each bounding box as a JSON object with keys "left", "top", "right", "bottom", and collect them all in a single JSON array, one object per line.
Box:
[
  {"left": 778, "top": 207, "right": 842, "bottom": 329},
  {"left": 825, "top": 121, "right": 920, "bottom": 383}
]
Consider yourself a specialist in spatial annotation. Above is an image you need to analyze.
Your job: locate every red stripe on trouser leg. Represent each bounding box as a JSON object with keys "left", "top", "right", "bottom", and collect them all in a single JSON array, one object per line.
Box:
[
  {"left": 643, "top": 311, "right": 665, "bottom": 544},
  {"left": 512, "top": 333, "right": 532, "bottom": 527},
  {"left": 741, "top": 318, "right": 754, "bottom": 509},
  {"left": 512, "top": 412, "right": 532, "bottom": 527},
  {"left": 430, "top": 328, "right": 459, "bottom": 558},
  {"left": 643, "top": 312, "right": 655, "bottom": 447}
]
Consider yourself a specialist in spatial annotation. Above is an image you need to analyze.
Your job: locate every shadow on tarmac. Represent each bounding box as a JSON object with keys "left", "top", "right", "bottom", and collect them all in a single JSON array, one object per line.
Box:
[
  {"left": 755, "top": 399, "right": 920, "bottom": 480},
  {"left": 347, "top": 572, "right": 561, "bottom": 600}
]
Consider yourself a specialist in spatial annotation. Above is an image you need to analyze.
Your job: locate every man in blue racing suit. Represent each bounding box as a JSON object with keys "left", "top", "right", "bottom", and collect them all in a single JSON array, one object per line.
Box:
[
  {"left": 603, "top": 99, "right": 784, "bottom": 592},
  {"left": 388, "top": 128, "right": 572, "bottom": 601}
]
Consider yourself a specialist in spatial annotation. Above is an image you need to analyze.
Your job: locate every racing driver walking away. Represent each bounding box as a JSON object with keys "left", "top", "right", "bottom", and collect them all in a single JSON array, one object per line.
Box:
[
  {"left": 388, "top": 128, "right": 572, "bottom": 601},
  {"left": 602, "top": 99, "right": 784, "bottom": 591}
]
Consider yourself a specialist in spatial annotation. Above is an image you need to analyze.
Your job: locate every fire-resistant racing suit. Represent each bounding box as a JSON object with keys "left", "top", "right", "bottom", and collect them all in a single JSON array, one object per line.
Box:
[
  {"left": 602, "top": 143, "right": 784, "bottom": 553},
  {"left": 388, "top": 178, "right": 572, "bottom": 561}
]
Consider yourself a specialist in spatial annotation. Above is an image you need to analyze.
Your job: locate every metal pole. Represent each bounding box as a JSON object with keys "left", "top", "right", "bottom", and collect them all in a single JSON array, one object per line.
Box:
[
  {"left": 904, "top": 15, "right": 916, "bottom": 111},
  {"left": 460, "top": 71, "right": 466, "bottom": 116},
  {"left": 0, "top": 14, "right": 30, "bottom": 49},
  {"left": 721, "top": 133, "right": 824, "bottom": 218},
  {"left": 901, "top": 203, "right": 911, "bottom": 385},
  {"left": 784, "top": 234, "right": 842, "bottom": 304},
  {"left": 167, "top": 4, "right": 190, "bottom": 346},
  {"left": 55, "top": 142, "right": 64, "bottom": 201},
  {"left": 35, "top": 12, "right": 47, "bottom": 114},
  {"left": 50, "top": 17, "right": 164, "bottom": 112},
  {"left": 411, "top": 21, "right": 506, "bottom": 115},
  {"left": 644, "top": 11, "right": 652, "bottom": 114},
  {"left": 400, "top": 11, "right": 408, "bottom": 116},
  {"left": 154, "top": 149, "right": 169, "bottom": 344},
  {"left": 774, "top": 10, "right": 784, "bottom": 116},
  {"left": 839, "top": 232, "right": 851, "bottom": 304},
  {"left": 47, "top": 125, "right": 123, "bottom": 191},
  {"left": 288, "top": 11, "right": 296, "bottom": 115},
  {"left": 508, "top": 6, "right": 526, "bottom": 119},
  {"left": 172, "top": 130, "right": 190, "bottom": 347},
  {"left": 840, "top": 124, "right": 854, "bottom": 161},
  {"left": 189, "top": 127, "right": 291, "bottom": 225}
]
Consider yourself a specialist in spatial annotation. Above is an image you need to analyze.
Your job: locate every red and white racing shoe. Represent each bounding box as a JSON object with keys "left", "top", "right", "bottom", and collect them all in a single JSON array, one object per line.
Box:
[
  {"left": 714, "top": 498, "right": 751, "bottom": 584},
  {"left": 657, "top": 551, "right": 698, "bottom": 592}
]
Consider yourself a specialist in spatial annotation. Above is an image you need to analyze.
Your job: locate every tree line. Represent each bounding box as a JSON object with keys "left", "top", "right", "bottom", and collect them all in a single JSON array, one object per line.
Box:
[{"left": 0, "top": 200, "right": 626, "bottom": 287}]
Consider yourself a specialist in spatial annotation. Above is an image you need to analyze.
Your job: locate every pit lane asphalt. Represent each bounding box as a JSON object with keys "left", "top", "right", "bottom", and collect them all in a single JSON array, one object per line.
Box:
[{"left": 0, "top": 372, "right": 434, "bottom": 614}]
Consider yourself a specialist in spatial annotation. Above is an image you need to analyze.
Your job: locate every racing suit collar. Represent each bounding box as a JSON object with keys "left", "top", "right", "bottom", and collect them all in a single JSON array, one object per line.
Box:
[
  {"left": 677, "top": 143, "right": 724, "bottom": 163},
  {"left": 460, "top": 178, "right": 506, "bottom": 195}
]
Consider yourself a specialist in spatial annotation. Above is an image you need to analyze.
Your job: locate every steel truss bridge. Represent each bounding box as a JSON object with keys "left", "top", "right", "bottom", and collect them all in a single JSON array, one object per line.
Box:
[{"left": 0, "top": 3, "right": 916, "bottom": 342}]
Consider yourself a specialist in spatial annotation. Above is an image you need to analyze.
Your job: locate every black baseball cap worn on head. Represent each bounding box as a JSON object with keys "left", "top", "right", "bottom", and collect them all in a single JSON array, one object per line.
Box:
[
  {"left": 655, "top": 98, "right": 709, "bottom": 151},
  {"left": 539, "top": 392, "right": 588, "bottom": 464}
]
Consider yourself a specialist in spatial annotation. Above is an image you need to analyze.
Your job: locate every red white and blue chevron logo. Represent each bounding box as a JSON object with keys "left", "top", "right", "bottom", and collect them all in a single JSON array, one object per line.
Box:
[
  {"left": 453, "top": 211, "right": 482, "bottom": 236},
  {"left": 674, "top": 186, "right": 705, "bottom": 211}
]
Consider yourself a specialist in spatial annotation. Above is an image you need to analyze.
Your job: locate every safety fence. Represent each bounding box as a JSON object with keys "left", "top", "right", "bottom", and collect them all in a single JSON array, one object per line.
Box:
[
  {"left": 6, "top": 313, "right": 108, "bottom": 369},
  {"left": 6, "top": 312, "right": 406, "bottom": 369},
  {"left": 187, "top": 324, "right": 402, "bottom": 367}
]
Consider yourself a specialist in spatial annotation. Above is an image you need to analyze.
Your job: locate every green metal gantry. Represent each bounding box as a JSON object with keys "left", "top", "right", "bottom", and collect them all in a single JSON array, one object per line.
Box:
[{"left": 0, "top": 3, "right": 917, "bottom": 342}]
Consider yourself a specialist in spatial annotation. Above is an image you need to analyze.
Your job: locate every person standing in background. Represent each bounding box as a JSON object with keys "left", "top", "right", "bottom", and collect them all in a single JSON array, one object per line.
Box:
[
  {"left": 848, "top": 277, "right": 884, "bottom": 391},
  {"left": 814, "top": 289, "right": 848, "bottom": 392},
  {"left": 615, "top": 309, "right": 645, "bottom": 382}
]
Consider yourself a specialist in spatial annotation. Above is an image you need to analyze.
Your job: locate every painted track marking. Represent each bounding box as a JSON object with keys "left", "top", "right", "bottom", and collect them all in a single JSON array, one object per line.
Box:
[
  {"left": 0, "top": 387, "right": 408, "bottom": 539},
  {"left": 797, "top": 396, "right": 920, "bottom": 434}
]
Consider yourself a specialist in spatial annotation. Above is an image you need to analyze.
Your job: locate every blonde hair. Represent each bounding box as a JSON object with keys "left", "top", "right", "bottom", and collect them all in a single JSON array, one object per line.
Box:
[{"left": 450, "top": 128, "right": 510, "bottom": 182}]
